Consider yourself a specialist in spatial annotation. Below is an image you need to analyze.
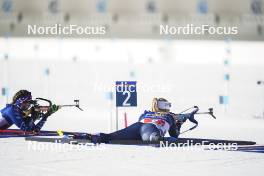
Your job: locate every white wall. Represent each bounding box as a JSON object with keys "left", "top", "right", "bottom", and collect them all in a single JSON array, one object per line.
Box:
[{"left": 0, "top": 38, "right": 263, "bottom": 131}]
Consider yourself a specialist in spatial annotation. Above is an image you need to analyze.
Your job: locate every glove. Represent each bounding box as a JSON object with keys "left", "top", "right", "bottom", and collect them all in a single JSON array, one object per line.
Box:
[
  {"left": 177, "top": 114, "right": 187, "bottom": 123},
  {"left": 192, "top": 106, "right": 199, "bottom": 114},
  {"left": 49, "top": 104, "right": 60, "bottom": 114}
]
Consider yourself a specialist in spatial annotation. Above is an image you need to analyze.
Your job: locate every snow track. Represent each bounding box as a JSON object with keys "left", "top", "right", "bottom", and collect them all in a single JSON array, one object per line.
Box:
[{"left": 1, "top": 137, "right": 264, "bottom": 176}]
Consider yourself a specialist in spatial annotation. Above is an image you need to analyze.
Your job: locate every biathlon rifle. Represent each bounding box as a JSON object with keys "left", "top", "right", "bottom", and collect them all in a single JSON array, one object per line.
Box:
[
  {"left": 179, "top": 107, "right": 216, "bottom": 134},
  {"left": 28, "top": 98, "right": 83, "bottom": 119}
]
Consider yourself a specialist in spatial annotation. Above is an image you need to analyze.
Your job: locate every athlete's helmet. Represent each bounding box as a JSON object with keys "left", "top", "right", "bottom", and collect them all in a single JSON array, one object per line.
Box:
[
  {"left": 151, "top": 98, "right": 171, "bottom": 113},
  {"left": 12, "top": 90, "right": 32, "bottom": 110}
]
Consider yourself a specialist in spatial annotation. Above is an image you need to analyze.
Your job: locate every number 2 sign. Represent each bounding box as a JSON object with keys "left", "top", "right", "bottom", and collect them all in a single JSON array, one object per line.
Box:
[{"left": 116, "top": 81, "right": 137, "bottom": 107}]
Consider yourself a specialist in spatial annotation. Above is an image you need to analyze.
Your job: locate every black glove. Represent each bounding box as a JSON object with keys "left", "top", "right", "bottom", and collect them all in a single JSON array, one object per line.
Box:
[{"left": 192, "top": 106, "right": 199, "bottom": 114}]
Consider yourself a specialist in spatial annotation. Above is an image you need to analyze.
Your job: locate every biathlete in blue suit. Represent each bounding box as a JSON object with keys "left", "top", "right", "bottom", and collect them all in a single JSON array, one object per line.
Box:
[
  {"left": 79, "top": 98, "right": 199, "bottom": 143},
  {"left": 0, "top": 90, "right": 59, "bottom": 132}
]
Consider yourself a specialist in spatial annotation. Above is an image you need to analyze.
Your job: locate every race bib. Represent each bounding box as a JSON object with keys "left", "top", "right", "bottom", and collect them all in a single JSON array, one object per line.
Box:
[{"left": 141, "top": 118, "right": 170, "bottom": 135}]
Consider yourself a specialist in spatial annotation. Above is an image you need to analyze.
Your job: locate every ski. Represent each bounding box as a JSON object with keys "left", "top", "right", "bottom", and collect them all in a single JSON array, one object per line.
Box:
[
  {"left": 235, "top": 146, "right": 264, "bottom": 153},
  {"left": 25, "top": 136, "right": 92, "bottom": 144},
  {"left": 25, "top": 135, "right": 256, "bottom": 146},
  {"left": 0, "top": 129, "right": 57, "bottom": 138},
  {"left": 0, "top": 129, "right": 87, "bottom": 138},
  {"left": 205, "top": 145, "right": 264, "bottom": 153},
  {"left": 110, "top": 138, "right": 256, "bottom": 146}
]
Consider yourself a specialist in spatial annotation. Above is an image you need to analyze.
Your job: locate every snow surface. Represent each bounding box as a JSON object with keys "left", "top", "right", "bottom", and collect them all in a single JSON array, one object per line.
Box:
[{"left": 0, "top": 110, "right": 264, "bottom": 176}]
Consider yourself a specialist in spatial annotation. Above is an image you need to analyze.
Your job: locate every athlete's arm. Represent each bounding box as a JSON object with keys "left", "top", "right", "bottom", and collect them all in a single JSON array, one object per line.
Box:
[
  {"left": 8, "top": 107, "right": 47, "bottom": 132},
  {"left": 168, "top": 123, "right": 180, "bottom": 138},
  {"left": 167, "top": 113, "right": 181, "bottom": 138},
  {"left": 33, "top": 115, "right": 48, "bottom": 131},
  {"left": 7, "top": 109, "right": 35, "bottom": 131},
  {"left": 138, "top": 111, "right": 148, "bottom": 121}
]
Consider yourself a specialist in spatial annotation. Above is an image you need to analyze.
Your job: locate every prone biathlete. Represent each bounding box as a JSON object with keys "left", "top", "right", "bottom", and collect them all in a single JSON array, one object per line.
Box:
[
  {"left": 78, "top": 98, "right": 199, "bottom": 143},
  {"left": 0, "top": 90, "right": 59, "bottom": 132}
]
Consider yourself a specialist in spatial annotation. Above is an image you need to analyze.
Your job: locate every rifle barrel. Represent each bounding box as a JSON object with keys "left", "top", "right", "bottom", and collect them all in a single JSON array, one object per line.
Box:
[
  {"left": 60, "top": 105, "right": 76, "bottom": 107},
  {"left": 59, "top": 104, "right": 84, "bottom": 111},
  {"left": 196, "top": 112, "right": 209, "bottom": 114}
]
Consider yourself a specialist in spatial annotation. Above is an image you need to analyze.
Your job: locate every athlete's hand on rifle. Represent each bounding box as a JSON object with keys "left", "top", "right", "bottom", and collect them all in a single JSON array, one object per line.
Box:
[
  {"left": 48, "top": 104, "right": 60, "bottom": 115},
  {"left": 192, "top": 106, "right": 199, "bottom": 114}
]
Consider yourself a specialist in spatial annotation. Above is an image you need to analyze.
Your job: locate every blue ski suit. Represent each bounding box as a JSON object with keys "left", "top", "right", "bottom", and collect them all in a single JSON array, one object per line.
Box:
[
  {"left": 92, "top": 109, "right": 198, "bottom": 143},
  {"left": 0, "top": 104, "right": 47, "bottom": 131}
]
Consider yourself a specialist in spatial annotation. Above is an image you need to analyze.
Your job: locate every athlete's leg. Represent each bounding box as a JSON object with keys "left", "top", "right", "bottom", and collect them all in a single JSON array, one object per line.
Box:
[
  {"left": 109, "top": 122, "right": 143, "bottom": 140},
  {"left": 96, "top": 122, "right": 143, "bottom": 143},
  {"left": 140, "top": 123, "right": 161, "bottom": 142}
]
